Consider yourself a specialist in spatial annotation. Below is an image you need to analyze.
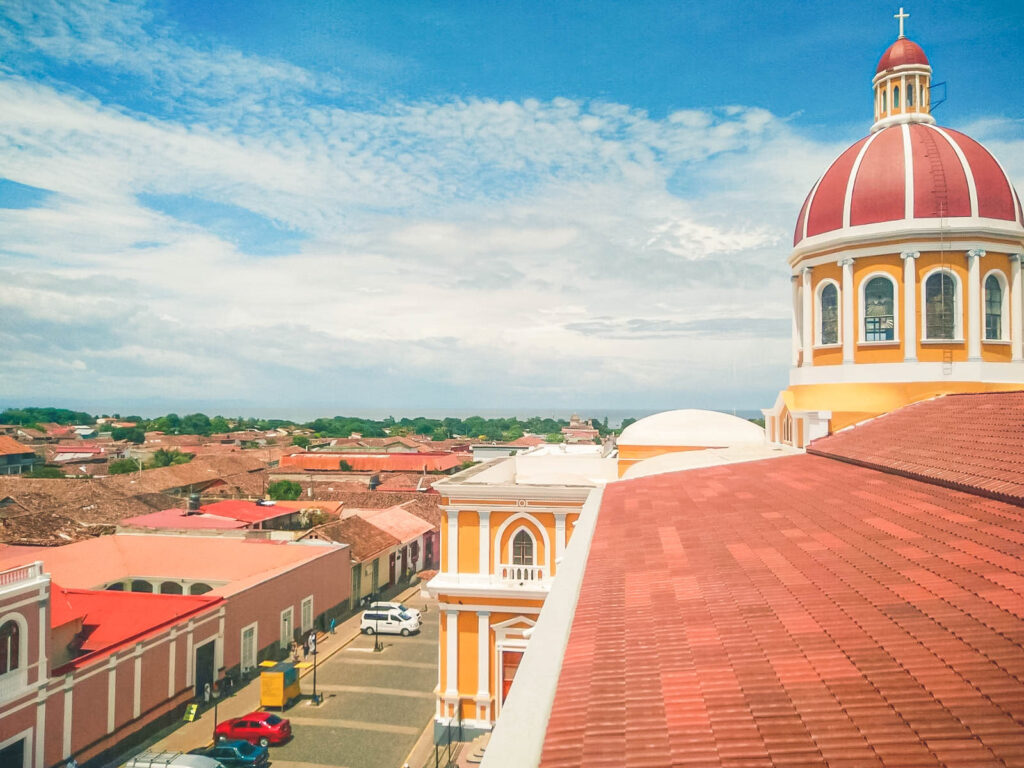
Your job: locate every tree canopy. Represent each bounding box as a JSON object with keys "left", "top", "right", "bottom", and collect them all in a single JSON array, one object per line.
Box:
[
  {"left": 268, "top": 479, "right": 302, "bottom": 500},
  {"left": 0, "top": 407, "right": 93, "bottom": 425}
]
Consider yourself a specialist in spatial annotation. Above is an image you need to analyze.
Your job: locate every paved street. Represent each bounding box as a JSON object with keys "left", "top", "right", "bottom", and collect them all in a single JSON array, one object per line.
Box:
[{"left": 270, "top": 593, "right": 438, "bottom": 768}]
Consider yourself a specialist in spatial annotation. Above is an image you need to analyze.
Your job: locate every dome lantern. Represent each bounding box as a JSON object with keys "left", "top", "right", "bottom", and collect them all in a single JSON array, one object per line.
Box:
[{"left": 871, "top": 8, "right": 934, "bottom": 132}]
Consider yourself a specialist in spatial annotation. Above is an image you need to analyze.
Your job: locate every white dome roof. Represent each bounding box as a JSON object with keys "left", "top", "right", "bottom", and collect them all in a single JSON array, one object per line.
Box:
[{"left": 618, "top": 409, "right": 765, "bottom": 448}]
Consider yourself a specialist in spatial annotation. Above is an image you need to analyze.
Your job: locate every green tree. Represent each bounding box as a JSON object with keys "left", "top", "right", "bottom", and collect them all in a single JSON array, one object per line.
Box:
[
  {"left": 26, "top": 466, "right": 64, "bottom": 478},
  {"left": 149, "top": 448, "right": 193, "bottom": 468},
  {"left": 620, "top": 417, "right": 638, "bottom": 431},
  {"left": 545, "top": 433, "right": 565, "bottom": 443},
  {"left": 268, "top": 480, "right": 302, "bottom": 500},
  {"left": 109, "top": 458, "right": 140, "bottom": 475},
  {"left": 179, "top": 413, "right": 212, "bottom": 436},
  {"left": 339, "top": 460, "right": 353, "bottom": 471},
  {"left": 292, "top": 435, "right": 310, "bottom": 448},
  {"left": 210, "top": 416, "right": 231, "bottom": 433},
  {"left": 111, "top": 427, "right": 145, "bottom": 444}
]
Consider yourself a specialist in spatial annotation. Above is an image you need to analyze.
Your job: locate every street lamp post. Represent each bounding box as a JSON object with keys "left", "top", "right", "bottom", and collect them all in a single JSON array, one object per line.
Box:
[
  {"left": 310, "top": 632, "right": 319, "bottom": 705},
  {"left": 374, "top": 592, "right": 383, "bottom": 652}
]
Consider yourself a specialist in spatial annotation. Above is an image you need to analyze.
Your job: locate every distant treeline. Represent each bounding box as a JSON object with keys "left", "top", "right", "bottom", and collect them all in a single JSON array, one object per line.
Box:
[{"left": 0, "top": 407, "right": 622, "bottom": 442}]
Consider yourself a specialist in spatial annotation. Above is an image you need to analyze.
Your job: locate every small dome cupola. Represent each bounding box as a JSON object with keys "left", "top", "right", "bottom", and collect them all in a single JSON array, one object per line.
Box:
[{"left": 871, "top": 8, "right": 934, "bottom": 133}]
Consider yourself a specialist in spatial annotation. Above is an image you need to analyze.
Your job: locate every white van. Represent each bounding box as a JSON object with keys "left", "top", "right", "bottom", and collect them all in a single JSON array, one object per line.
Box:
[
  {"left": 361, "top": 608, "right": 421, "bottom": 636},
  {"left": 368, "top": 600, "right": 422, "bottom": 621},
  {"left": 126, "top": 752, "right": 224, "bottom": 768}
]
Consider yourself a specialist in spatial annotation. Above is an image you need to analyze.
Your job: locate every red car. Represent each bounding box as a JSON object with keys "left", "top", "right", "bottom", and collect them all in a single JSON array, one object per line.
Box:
[{"left": 214, "top": 711, "right": 291, "bottom": 747}]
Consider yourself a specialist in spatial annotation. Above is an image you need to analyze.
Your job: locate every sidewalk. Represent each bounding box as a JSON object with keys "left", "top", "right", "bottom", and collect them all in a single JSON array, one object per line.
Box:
[{"left": 134, "top": 583, "right": 424, "bottom": 755}]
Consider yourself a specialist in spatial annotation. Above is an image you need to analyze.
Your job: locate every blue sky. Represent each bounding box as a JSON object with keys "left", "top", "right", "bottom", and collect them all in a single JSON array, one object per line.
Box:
[{"left": 1, "top": 0, "right": 1022, "bottom": 416}]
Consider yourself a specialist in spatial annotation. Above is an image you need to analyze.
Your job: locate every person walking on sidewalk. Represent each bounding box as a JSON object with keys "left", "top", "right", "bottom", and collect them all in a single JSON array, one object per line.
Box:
[{"left": 329, "top": 616, "right": 336, "bottom": 635}]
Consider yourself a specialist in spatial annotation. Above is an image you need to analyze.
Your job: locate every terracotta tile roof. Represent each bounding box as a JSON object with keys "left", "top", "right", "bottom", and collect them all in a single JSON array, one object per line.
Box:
[
  {"left": 307, "top": 516, "right": 399, "bottom": 561},
  {"left": 280, "top": 452, "right": 462, "bottom": 473},
  {"left": 375, "top": 473, "right": 429, "bottom": 492},
  {"left": 540, "top": 454, "right": 1024, "bottom": 768},
  {"left": 808, "top": 391, "right": 1024, "bottom": 505},
  {"left": 0, "top": 436, "right": 34, "bottom": 456},
  {"left": 100, "top": 454, "right": 267, "bottom": 496},
  {"left": 351, "top": 505, "right": 434, "bottom": 544}
]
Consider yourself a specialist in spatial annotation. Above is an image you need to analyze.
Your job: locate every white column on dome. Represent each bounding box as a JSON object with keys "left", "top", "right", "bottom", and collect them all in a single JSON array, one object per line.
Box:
[
  {"left": 791, "top": 275, "right": 801, "bottom": 367},
  {"left": 901, "top": 252, "right": 920, "bottom": 361},
  {"left": 446, "top": 509, "right": 459, "bottom": 574},
  {"left": 801, "top": 267, "right": 814, "bottom": 367},
  {"left": 839, "top": 258, "right": 855, "bottom": 363},
  {"left": 967, "top": 249, "right": 986, "bottom": 360},
  {"left": 1011, "top": 254, "right": 1023, "bottom": 362}
]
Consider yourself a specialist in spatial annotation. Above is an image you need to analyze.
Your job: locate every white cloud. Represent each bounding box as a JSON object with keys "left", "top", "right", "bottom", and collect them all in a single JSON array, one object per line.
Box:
[{"left": 1, "top": 0, "right": 1021, "bottom": 413}]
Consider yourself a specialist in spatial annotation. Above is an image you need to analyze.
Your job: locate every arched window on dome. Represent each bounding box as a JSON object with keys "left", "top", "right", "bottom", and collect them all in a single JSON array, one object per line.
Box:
[
  {"left": 924, "top": 271, "right": 958, "bottom": 340},
  {"left": 818, "top": 282, "right": 839, "bottom": 345},
  {"left": 512, "top": 529, "right": 534, "bottom": 566},
  {"left": 863, "top": 276, "right": 895, "bottom": 341},
  {"left": 0, "top": 619, "right": 20, "bottom": 676},
  {"left": 906, "top": 81, "right": 915, "bottom": 108},
  {"left": 893, "top": 85, "right": 900, "bottom": 110},
  {"left": 881, "top": 89, "right": 887, "bottom": 113},
  {"left": 985, "top": 273, "right": 1006, "bottom": 341}
]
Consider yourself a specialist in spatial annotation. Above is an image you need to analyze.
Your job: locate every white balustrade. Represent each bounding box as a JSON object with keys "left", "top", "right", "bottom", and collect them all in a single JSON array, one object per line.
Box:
[{"left": 498, "top": 564, "right": 546, "bottom": 583}]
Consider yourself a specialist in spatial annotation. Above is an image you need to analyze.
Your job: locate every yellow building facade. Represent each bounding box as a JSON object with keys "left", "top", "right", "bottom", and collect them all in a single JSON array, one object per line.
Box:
[
  {"left": 764, "top": 27, "right": 1024, "bottom": 445},
  {"left": 427, "top": 454, "right": 614, "bottom": 740}
]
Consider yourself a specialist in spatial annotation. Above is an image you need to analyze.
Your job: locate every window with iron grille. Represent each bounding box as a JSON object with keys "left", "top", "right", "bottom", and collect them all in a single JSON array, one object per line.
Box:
[
  {"left": 985, "top": 274, "right": 1003, "bottom": 340},
  {"left": 864, "top": 277, "right": 895, "bottom": 341},
  {"left": 925, "top": 272, "right": 956, "bottom": 340}
]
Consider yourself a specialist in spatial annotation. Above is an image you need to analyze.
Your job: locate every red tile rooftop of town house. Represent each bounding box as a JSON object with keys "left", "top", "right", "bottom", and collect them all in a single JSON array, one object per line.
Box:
[
  {"left": 807, "top": 391, "right": 1024, "bottom": 505},
  {"left": 539, "top": 453, "right": 1024, "bottom": 768}
]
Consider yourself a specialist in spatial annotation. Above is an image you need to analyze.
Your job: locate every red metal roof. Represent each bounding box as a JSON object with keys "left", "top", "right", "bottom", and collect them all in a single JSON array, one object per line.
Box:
[
  {"left": 50, "top": 586, "right": 221, "bottom": 671},
  {"left": 876, "top": 37, "right": 930, "bottom": 73},
  {"left": 201, "top": 499, "right": 296, "bottom": 523},
  {"left": 120, "top": 507, "right": 248, "bottom": 530},
  {"left": 280, "top": 452, "right": 462, "bottom": 473},
  {"left": 808, "top": 391, "right": 1024, "bottom": 505},
  {"left": 795, "top": 124, "right": 1022, "bottom": 246},
  {"left": 540, "top": 454, "right": 1024, "bottom": 767}
]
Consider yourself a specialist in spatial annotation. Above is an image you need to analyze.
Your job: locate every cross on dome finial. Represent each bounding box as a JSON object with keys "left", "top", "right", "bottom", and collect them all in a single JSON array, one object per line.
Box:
[{"left": 894, "top": 7, "right": 909, "bottom": 38}]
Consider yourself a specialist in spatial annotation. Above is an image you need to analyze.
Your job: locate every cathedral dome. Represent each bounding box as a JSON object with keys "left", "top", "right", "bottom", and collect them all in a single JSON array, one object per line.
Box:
[
  {"left": 793, "top": 123, "right": 1024, "bottom": 247},
  {"left": 618, "top": 409, "right": 764, "bottom": 448},
  {"left": 876, "top": 37, "right": 929, "bottom": 72}
]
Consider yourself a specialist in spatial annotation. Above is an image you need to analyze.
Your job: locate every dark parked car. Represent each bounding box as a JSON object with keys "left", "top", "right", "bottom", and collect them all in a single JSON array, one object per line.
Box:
[
  {"left": 191, "top": 740, "right": 269, "bottom": 766},
  {"left": 214, "top": 711, "right": 291, "bottom": 747}
]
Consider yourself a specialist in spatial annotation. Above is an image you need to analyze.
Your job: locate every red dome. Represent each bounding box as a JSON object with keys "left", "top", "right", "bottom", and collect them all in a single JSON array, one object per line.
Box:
[
  {"left": 794, "top": 124, "right": 1023, "bottom": 246},
  {"left": 876, "top": 38, "right": 929, "bottom": 73}
]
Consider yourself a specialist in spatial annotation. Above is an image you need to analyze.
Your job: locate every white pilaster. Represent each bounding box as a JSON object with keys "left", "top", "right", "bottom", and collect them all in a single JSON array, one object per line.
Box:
[
  {"left": 554, "top": 513, "right": 567, "bottom": 565},
  {"left": 168, "top": 634, "right": 177, "bottom": 698},
  {"left": 444, "top": 610, "right": 458, "bottom": 698},
  {"left": 839, "top": 258, "right": 855, "bottom": 363},
  {"left": 478, "top": 510, "right": 490, "bottom": 576},
  {"left": 476, "top": 611, "right": 491, "bottom": 722},
  {"left": 791, "top": 275, "right": 801, "bottom": 367},
  {"left": 107, "top": 656, "right": 117, "bottom": 733},
  {"left": 1011, "top": 254, "right": 1023, "bottom": 362},
  {"left": 801, "top": 267, "right": 814, "bottom": 367},
  {"left": 901, "top": 251, "right": 920, "bottom": 361},
  {"left": 133, "top": 644, "right": 143, "bottom": 719},
  {"left": 185, "top": 623, "right": 194, "bottom": 687},
  {"left": 34, "top": 690, "right": 46, "bottom": 768},
  {"left": 445, "top": 509, "right": 460, "bottom": 574},
  {"left": 62, "top": 675, "right": 73, "bottom": 760},
  {"left": 967, "top": 249, "right": 986, "bottom": 360}
]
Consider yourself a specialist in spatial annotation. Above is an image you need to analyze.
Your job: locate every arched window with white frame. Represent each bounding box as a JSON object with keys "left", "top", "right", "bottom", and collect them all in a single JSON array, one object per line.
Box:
[
  {"left": 923, "top": 269, "right": 960, "bottom": 340},
  {"left": 907, "top": 81, "right": 915, "bottom": 107},
  {"left": 817, "top": 280, "right": 839, "bottom": 345},
  {"left": 0, "top": 619, "right": 21, "bottom": 676},
  {"left": 984, "top": 271, "right": 1007, "bottom": 341},
  {"left": 893, "top": 85, "right": 900, "bottom": 109},
  {"left": 862, "top": 274, "right": 896, "bottom": 342},
  {"left": 511, "top": 529, "right": 535, "bottom": 566}
]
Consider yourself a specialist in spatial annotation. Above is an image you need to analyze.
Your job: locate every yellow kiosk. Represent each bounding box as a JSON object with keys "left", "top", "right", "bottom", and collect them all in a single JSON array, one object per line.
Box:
[{"left": 259, "top": 660, "right": 301, "bottom": 709}]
